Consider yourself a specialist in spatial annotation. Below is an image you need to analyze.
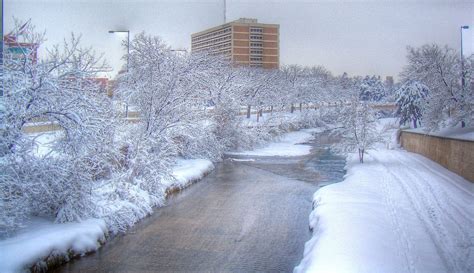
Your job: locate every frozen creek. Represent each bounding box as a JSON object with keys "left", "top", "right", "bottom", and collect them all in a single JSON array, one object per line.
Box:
[{"left": 51, "top": 132, "right": 345, "bottom": 273}]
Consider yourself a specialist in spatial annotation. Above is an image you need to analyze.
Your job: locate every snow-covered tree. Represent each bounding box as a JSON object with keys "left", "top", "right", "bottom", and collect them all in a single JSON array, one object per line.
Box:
[
  {"left": 116, "top": 32, "right": 237, "bottom": 199},
  {"left": 187, "top": 52, "right": 245, "bottom": 157},
  {"left": 396, "top": 80, "right": 429, "bottom": 128},
  {"left": 281, "top": 65, "right": 305, "bottom": 113},
  {"left": 307, "top": 66, "right": 334, "bottom": 104},
  {"left": 240, "top": 67, "right": 279, "bottom": 120},
  {"left": 358, "top": 75, "right": 386, "bottom": 102},
  {"left": 1, "top": 20, "right": 118, "bottom": 234},
  {"left": 400, "top": 44, "right": 473, "bottom": 129},
  {"left": 331, "top": 95, "right": 380, "bottom": 163}
]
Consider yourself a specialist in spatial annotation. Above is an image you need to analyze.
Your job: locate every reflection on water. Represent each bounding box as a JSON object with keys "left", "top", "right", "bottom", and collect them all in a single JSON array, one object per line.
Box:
[
  {"left": 308, "top": 148, "right": 346, "bottom": 187},
  {"left": 230, "top": 131, "right": 346, "bottom": 187}
]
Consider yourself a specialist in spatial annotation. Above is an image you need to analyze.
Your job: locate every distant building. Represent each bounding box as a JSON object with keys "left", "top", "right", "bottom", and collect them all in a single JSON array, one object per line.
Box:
[
  {"left": 191, "top": 18, "right": 279, "bottom": 69},
  {"left": 2, "top": 22, "right": 39, "bottom": 96},
  {"left": 90, "top": 77, "right": 109, "bottom": 94},
  {"left": 385, "top": 76, "right": 394, "bottom": 87},
  {"left": 3, "top": 35, "right": 38, "bottom": 65}
]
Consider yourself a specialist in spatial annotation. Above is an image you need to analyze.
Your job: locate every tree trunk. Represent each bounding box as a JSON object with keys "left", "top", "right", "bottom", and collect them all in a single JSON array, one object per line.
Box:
[
  {"left": 246, "top": 105, "right": 251, "bottom": 119},
  {"left": 358, "top": 148, "right": 364, "bottom": 163},
  {"left": 256, "top": 110, "right": 259, "bottom": 122},
  {"left": 413, "top": 119, "right": 417, "bottom": 128},
  {"left": 462, "top": 121, "right": 466, "bottom": 128},
  {"left": 259, "top": 109, "right": 263, "bottom": 117},
  {"left": 270, "top": 105, "right": 273, "bottom": 115},
  {"left": 299, "top": 103, "right": 302, "bottom": 112},
  {"left": 291, "top": 104, "right": 294, "bottom": 113}
]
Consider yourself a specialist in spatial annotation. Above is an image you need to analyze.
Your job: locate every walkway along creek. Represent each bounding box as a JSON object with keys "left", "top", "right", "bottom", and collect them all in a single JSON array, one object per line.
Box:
[{"left": 51, "top": 131, "right": 345, "bottom": 273}]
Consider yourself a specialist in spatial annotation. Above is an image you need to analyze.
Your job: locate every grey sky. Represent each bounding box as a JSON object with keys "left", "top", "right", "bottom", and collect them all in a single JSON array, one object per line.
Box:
[{"left": 4, "top": 0, "right": 474, "bottom": 80}]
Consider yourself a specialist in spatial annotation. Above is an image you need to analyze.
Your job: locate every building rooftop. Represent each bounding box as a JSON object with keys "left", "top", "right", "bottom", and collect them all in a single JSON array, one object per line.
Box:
[
  {"left": 232, "top": 18, "right": 258, "bottom": 24},
  {"left": 191, "top": 18, "right": 278, "bottom": 37}
]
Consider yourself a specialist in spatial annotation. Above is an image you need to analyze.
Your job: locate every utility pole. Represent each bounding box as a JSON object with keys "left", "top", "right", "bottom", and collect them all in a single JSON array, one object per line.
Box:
[{"left": 224, "top": 0, "right": 226, "bottom": 23}]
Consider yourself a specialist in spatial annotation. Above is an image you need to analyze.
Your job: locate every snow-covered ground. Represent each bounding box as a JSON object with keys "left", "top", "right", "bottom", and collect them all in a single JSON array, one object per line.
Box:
[
  {"left": 295, "top": 149, "right": 474, "bottom": 273},
  {"left": 30, "top": 131, "right": 62, "bottom": 157},
  {"left": 0, "top": 158, "right": 214, "bottom": 273},
  {"left": 227, "top": 128, "right": 322, "bottom": 157}
]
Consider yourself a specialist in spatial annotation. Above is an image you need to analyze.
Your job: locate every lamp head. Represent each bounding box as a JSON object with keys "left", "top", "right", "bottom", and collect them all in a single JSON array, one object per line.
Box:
[{"left": 461, "top": 26, "right": 469, "bottom": 29}]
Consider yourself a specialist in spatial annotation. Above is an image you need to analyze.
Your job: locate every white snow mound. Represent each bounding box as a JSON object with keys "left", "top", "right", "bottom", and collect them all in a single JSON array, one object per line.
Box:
[
  {"left": 295, "top": 149, "right": 474, "bottom": 273},
  {"left": 0, "top": 218, "right": 107, "bottom": 273}
]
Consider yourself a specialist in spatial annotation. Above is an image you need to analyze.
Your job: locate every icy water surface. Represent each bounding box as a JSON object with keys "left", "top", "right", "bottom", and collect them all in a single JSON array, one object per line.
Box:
[{"left": 51, "top": 132, "right": 345, "bottom": 273}]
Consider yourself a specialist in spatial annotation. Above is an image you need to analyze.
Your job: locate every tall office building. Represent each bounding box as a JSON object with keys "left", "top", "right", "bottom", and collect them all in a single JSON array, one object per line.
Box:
[{"left": 191, "top": 18, "right": 279, "bottom": 69}]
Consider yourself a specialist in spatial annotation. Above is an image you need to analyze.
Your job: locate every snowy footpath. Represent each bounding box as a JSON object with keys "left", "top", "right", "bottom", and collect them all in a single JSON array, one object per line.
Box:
[
  {"left": 0, "top": 158, "right": 214, "bottom": 273},
  {"left": 295, "top": 149, "right": 474, "bottom": 273}
]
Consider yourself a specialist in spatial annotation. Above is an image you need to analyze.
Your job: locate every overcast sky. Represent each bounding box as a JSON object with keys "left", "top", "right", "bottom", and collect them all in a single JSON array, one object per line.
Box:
[{"left": 4, "top": 0, "right": 474, "bottom": 80}]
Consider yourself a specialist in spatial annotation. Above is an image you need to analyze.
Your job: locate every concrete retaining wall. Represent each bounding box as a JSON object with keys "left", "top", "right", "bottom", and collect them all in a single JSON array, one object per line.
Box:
[{"left": 400, "top": 131, "right": 474, "bottom": 182}]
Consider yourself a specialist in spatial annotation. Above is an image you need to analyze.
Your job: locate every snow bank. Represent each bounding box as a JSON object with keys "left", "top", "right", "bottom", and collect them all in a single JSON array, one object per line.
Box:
[
  {"left": 0, "top": 158, "right": 214, "bottom": 273},
  {"left": 164, "top": 158, "right": 215, "bottom": 189},
  {"left": 228, "top": 128, "right": 321, "bottom": 157},
  {"left": 0, "top": 218, "right": 107, "bottom": 273},
  {"left": 295, "top": 149, "right": 474, "bottom": 273}
]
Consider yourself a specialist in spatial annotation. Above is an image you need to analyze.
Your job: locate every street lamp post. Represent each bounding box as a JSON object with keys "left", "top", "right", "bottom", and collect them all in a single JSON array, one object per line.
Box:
[
  {"left": 460, "top": 26, "right": 469, "bottom": 128},
  {"left": 460, "top": 26, "right": 469, "bottom": 88},
  {"left": 109, "top": 30, "right": 130, "bottom": 118}
]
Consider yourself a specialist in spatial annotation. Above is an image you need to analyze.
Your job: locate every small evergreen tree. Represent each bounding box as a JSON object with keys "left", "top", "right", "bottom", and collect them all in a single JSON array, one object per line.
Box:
[
  {"left": 359, "top": 75, "right": 386, "bottom": 102},
  {"left": 395, "top": 80, "right": 429, "bottom": 128}
]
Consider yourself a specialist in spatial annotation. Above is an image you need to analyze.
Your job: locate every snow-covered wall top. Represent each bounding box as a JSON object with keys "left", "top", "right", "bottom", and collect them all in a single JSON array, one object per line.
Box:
[{"left": 403, "top": 127, "right": 474, "bottom": 142}]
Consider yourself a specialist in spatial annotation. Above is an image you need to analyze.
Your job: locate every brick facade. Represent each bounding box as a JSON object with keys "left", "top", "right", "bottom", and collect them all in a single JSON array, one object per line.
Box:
[{"left": 191, "top": 18, "right": 279, "bottom": 69}]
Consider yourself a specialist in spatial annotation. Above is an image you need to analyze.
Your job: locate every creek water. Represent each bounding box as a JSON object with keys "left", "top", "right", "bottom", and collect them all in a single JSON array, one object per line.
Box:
[{"left": 52, "top": 131, "right": 345, "bottom": 273}]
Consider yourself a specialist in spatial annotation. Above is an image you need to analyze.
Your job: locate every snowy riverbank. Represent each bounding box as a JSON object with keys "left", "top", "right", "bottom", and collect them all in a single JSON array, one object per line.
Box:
[
  {"left": 295, "top": 149, "right": 474, "bottom": 273},
  {"left": 0, "top": 158, "right": 214, "bottom": 273},
  {"left": 227, "top": 128, "right": 322, "bottom": 157}
]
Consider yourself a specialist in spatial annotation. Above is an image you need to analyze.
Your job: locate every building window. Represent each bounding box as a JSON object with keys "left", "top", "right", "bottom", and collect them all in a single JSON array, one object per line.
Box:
[
  {"left": 250, "top": 50, "right": 263, "bottom": 55},
  {"left": 250, "top": 57, "right": 263, "bottom": 61},
  {"left": 250, "top": 27, "right": 263, "bottom": 33},
  {"left": 250, "top": 35, "right": 263, "bottom": 40},
  {"left": 250, "top": 42, "right": 263, "bottom": 47}
]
